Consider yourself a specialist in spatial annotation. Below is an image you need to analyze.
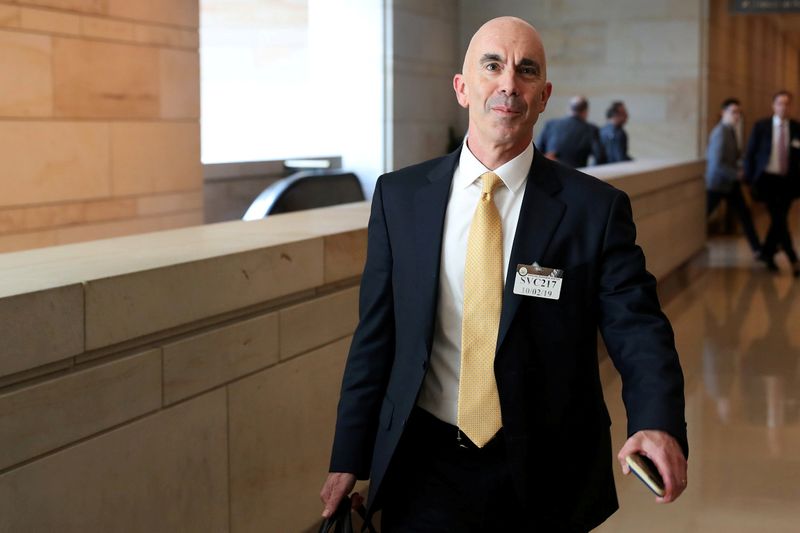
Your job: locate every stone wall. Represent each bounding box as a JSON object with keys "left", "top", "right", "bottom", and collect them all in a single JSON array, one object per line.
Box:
[
  {"left": 458, "top": 0, "right": 707, "bottom": 160},
  {"left": 0, "top": 204, "right": 368, "bottom": 533},
  {"left": 389, "top": 0, "right": 462, "bottom": 170},
  {"left": 0, "top": 0, "right": 202, "bottom": 254}
]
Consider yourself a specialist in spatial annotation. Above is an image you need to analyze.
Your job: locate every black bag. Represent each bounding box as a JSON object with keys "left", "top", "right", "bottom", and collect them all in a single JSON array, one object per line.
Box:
[{"left": 318, "top": 495, "right": 377, "bottom": 533}]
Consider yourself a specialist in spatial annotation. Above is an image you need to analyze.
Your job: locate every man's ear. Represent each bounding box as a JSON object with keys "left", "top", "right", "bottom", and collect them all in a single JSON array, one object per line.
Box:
[
  {"left": 453, "top": 74, "right": 469, "bottom": 109},
  {"left": 538, "top": 81, "right": 553, "bottom": 113}
]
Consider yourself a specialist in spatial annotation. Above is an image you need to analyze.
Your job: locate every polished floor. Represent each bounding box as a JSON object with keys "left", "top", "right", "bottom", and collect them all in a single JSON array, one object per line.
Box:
[{"left": 595, "top": 232, "right": 800, "bottom": 532}]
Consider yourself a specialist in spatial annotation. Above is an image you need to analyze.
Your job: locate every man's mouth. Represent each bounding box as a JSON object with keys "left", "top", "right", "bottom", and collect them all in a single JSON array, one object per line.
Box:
[{"left": 491, "top": 105, "right": 521, "bottom": 115}]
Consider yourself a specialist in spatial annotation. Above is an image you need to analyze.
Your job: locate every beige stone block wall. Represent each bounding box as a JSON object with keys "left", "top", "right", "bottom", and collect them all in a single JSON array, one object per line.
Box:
[
  {"left": 0, "top": 0, "right": 202, "bottom": 254},
  {"left": 0, "top": 31, "right": 51, "bottom": 116},
  {"left": 0, "top": 389, "right": 230, "bottom": 533},
  {"left": 458, "top": 0, "right": 706, "bottom": 160},
  {"left": 228, "top": 337, "right": 352, "bottom": 533},
  {"left": 0, "top": 349, "right": 161, "bottom": 470},
  {"left": 0, "top": 206, "right": 372, "bottom": 531},
  {"left": 163, "top": 313, "right": 279, "bottom": 404},
  {"left": 83, "top": 238, "right": 324, "bottom": 349},
  {"left": 390, "top": 0, "right": 462, "bottom": 170},
  {"left": 0, "top": 285, "right": 83, "bottom": 376},
  {"left": 279, "top": 287, "right": 359, "bottom": 360}
]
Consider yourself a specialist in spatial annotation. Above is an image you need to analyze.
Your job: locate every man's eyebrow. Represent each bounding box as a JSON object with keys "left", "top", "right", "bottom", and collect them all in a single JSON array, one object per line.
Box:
[
  {"left": 518, "top": 58, "right": 541, "bottom": 74},
  {"left": 479, "top": 54, "right": 541, "bottom": 74},
  {"left": 479, "top": 53, "right": 503, "bottom": 63}
]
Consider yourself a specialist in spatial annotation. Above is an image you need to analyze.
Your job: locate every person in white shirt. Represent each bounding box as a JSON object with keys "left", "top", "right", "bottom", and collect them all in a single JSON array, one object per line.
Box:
[
  {"left": 744, "top": 91, "right": 800, "bottom": 277},
  {"left": 321, "top": 16, "right": 688, "bottom": 532}
]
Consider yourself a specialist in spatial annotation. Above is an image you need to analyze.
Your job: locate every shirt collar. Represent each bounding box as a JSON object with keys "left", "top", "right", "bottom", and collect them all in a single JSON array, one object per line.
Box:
[
  {"left": 773, "top": 115, "right": 786, "bottom": 126},
  {"left": 455, "top": 141, "right": 533, "bottom": 194}
]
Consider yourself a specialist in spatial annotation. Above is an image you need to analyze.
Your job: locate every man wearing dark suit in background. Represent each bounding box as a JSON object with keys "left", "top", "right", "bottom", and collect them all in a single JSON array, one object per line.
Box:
[
  {"left": 706, "top": 98, "right": 761, "bottom": 256},
  {"left": 745, "top": 90, "right": 800, "bottom": 276},
  {"left": 600, "top": 101, "right": 633, "bottom": 163},
  {"left": 536, "top": 95, "right": 607, "bottom": 168},
  {"left": 321, "top": 17, "right": 687, "bottom": 532}
]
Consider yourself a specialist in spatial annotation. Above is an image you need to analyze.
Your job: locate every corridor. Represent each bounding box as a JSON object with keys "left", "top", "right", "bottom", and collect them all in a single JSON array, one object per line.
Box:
[{"left": 596, "top": 236, "right": 800, "bottom": 532}]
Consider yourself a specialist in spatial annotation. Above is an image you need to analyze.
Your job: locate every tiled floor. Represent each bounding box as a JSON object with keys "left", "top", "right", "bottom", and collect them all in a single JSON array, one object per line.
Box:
[{"left": 595, "top": 235, "right": 800, "bottom": 532}]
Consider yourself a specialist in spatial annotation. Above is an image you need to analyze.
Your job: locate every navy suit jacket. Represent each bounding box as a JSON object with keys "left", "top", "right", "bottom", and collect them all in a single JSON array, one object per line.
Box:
[
  {"left": 329, "top": 147, "right": 687, "bottom": 530},
  {"left": 600, "top": 123, "right": 632, "bottom": 164},
  {"left": 536, "top": 115, "right": 607, "bottom": 168},
  {"left": 744, "top": 117, "right": 800, "bottom": 187}
]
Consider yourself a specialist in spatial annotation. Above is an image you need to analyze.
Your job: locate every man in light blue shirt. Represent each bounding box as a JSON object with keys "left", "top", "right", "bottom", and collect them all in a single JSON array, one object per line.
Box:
[{"left": 706, "top": 98, "right": 761, "bottom": 256}]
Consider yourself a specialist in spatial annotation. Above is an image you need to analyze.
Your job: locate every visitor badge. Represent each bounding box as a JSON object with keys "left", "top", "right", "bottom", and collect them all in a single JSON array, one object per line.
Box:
[{"left": 513, "top": 262, "right": 563, "bottom": 300}]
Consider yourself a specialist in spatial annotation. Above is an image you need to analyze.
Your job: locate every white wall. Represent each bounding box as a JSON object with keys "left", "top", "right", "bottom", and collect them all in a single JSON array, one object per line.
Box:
[{"left": 201, "top": 0, "right": 386, "bottom": 193}]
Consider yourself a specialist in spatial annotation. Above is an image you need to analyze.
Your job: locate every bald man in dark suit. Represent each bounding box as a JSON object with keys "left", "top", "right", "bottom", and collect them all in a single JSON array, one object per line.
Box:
[{"left": 321, "top": 17, "right": 687, "bottom": 532}]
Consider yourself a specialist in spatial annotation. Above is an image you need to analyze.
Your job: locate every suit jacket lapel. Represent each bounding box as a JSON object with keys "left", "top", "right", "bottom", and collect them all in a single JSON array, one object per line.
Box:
[
  {"left": 496, "top": 149, "right": 566, "bottom": 352},
  {"left": 414, "top": 148, "right": 460, "bottom": 353}
]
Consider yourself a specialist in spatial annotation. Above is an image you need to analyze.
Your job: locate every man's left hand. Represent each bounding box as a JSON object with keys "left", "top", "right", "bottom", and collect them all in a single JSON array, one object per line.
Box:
[{"left": 617, "top": 430, "right": 687, "bottom": 503}]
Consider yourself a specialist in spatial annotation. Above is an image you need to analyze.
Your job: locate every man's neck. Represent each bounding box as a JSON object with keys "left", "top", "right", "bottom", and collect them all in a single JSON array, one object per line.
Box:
[{"left": 465, "top": 133, "right": 530, "bottom": 170}]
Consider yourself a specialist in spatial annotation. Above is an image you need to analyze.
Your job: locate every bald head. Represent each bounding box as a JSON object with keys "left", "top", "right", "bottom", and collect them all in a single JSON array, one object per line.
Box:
[
  {"left": 569, "top": 95, "right": 589, "bottom": 119},
  {"left": 463, "top": 17, "right": 547, "bottom": 78},
  {"left": 453, "top": 16, "right": 552, "bottom": 167}
]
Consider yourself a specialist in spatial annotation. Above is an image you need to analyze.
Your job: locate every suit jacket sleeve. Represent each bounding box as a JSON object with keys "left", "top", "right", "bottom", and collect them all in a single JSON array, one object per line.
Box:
[
  {"left": 707, "top": 125, "right": 737, "bottom": 186},
  {"left": 591, "top": 125, "right": 607, "bottom": 165},
  {"left": 329, "top": 177, "right": 396, "bottom": 478},
  {"left": 537, "top": 121, "right": 551, "bottom": 153},
  {"left": 597, "top": 191, "right": 688, "bottom": 456},
  {"left": 621, "top": 129, "right": 631, "bottom": 161},
  {"left": 743, "top": 122, "right": 761, "bottom": 184}
]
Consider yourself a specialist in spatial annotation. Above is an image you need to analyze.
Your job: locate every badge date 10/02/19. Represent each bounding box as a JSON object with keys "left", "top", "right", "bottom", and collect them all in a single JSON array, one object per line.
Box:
[{"left": 513, "top": 264, "right": 563, "bottom": 301}]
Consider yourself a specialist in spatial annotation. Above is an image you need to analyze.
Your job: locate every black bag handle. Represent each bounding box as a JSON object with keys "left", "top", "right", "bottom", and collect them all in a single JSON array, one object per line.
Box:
[
  {"left": 318, "top": 495, "right": 378, "bottom": 533},
  {"left": 318, "top": 495, "right": 353, "bottom": 533}
]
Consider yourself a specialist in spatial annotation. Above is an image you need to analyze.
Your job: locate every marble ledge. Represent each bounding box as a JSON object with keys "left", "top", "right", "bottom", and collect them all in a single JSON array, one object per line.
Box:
[
  {"left": 582, "top": 158, "right": 706, "bottom": 198},
  {"left": 0, "top": 158, "right": 704, "bottom": 303},
  {"left": 0, "top": 202, "right": 371, "bottom": 300}
]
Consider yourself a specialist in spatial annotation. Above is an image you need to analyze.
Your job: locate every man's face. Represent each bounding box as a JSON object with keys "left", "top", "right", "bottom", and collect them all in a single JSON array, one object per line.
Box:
[
  {"left": 773, "top": 94, "right": 791, "bottom": 119},
  {"left": 722, "top": 104, "right": 741, "bottom": 126},
  {"left": 453, "top": 21, "right": 552, "bottom": 148},
  {"left": 617, "top": 105, "right": 629, "bottom": 126}
]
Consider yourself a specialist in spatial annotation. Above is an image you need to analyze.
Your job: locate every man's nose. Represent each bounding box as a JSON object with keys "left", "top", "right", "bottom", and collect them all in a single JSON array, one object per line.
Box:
[{"left": 499, "top": 69, "right": 519, "bottom": 96}]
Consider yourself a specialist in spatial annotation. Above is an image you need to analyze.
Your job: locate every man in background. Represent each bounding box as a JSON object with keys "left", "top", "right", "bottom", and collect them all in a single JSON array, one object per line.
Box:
[
  {"left": 537, "top": 95, "right": 606, "bottom": 167},
  {"left": 744, "top": 90, "right": 800, "bottom": 276},
  {"left": 601, "top": 101, "right": 633, "bottom": 163},
  {"left": 706, "top": 98, "right": 761, "bottom": 256}
]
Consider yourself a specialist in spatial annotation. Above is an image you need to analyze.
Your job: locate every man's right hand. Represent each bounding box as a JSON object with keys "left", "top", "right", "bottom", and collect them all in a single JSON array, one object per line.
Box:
[{"left": 320, "top": 472, "right": 357, "bottom": 518}]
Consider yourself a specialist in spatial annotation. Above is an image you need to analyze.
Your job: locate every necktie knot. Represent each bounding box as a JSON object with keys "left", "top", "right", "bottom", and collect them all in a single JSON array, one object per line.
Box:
[{"left": 480, "top": 172, "right": 502, "bottom": 199}]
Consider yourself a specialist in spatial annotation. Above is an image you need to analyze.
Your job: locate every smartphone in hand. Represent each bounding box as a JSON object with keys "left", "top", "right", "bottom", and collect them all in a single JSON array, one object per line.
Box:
[{"left": 626, "top": 454, "right": 665, "bottom": 497}]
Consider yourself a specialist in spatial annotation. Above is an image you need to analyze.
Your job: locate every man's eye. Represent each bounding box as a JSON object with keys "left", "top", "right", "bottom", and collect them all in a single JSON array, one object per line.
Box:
[
  {"left": 519, "top": 67, "right": 536, "bottom": 76},
  {"left": 486, "top": 63, "right": 500, "bottom": 71}
]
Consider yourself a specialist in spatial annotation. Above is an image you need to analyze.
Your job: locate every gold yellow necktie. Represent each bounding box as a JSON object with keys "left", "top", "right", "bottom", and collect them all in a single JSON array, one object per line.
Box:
[{"left": 457, "top": 171, "right": 504, "bottom": 447}]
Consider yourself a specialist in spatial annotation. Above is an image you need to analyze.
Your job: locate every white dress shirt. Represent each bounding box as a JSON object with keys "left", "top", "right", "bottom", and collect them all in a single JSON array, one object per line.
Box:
[
  {"left": 766, "top": 115, "right": 789, "bottom": 175},
  {"left": 416, "top": 141, "right": 533, "bottom": 425}
]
